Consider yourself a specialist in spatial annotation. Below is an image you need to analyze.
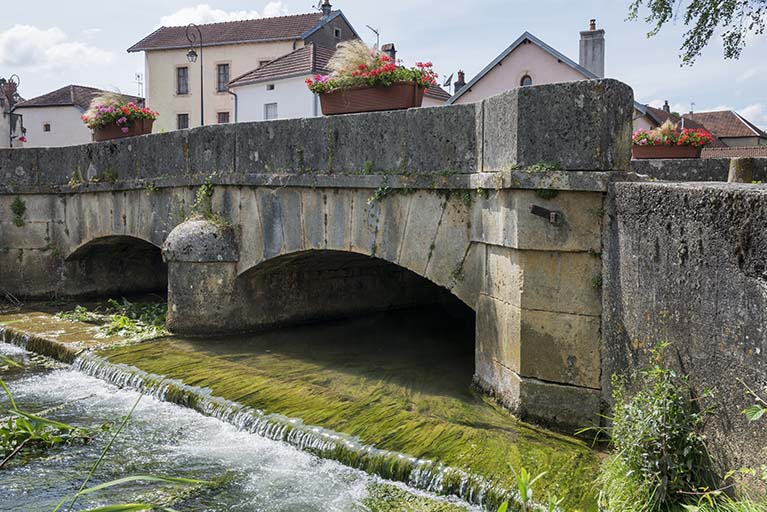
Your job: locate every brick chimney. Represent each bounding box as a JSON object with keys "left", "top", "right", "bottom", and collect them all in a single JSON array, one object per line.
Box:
[
  {"left": 381, "top": 43, "right": 396, "bottom": 63},
  {"left": 321, "top": 0, "right": 332, "bottom": 16},
  {"left": 663, "top": 100, "right": 670, "bottom": 113},
  {"left": 579, "top": 19, "right": 605, "bottom": 78},
  {"left": 454, "top": 70, "right": 466, "bottom": 93}
]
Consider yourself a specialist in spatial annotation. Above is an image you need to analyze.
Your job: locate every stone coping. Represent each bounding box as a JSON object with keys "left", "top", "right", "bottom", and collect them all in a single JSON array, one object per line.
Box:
[{"left": 1, "top": 169, "right": 646, "bottom": 195}]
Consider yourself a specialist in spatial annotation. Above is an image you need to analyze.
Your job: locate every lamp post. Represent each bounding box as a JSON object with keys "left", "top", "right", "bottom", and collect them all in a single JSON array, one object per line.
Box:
[{"left": 185, "top": 23, "right": 204, "bottom": 126}]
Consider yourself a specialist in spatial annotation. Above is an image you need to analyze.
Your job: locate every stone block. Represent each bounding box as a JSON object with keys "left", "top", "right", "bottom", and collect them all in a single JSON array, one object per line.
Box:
[
  {"left": 163, "top": 219, "right": 239, "bottom": 262},
  {"left": 237, "top": 187, "right": 265, "bottom": 273},
  {"left": 0, "top": 221, "right": 49, "bottom": 249},
  {"left": 483, "top": 79, "right": 633, "bottom": 171},
  {"left": 325, "top": 189, "right": 352, "bottom": 252},
  {"left": 424, "top": 193, "right": 473, "bottom": 292},
  {"left": 475, "top": 351, "right": 601, "bottom": 430},
  {"left": 520, "top": 309, "right": 601, "bottom": 388},
  {"left": 474, "top": 190, "right": 603, "bottom": 252},
  {"left": 485, "top": 246, "right": 601, "bottom": 316},
  {"left": 398, "top": 191, "right": 445, "bottom": 276},
  {"left": 476, "top": 294, "right": 522, "bottom": 373},
  {"left": 450, "top": 241, "right": 485, "bottom": 309},
  {"left": 374, "top": 193, "right": 410, "bottom": 263},
  {"left": 300, "top": 189, "right": 326, "bottom": 251},
  {"left": 350, "top": 189, "right": 380, "bottom": 255}
]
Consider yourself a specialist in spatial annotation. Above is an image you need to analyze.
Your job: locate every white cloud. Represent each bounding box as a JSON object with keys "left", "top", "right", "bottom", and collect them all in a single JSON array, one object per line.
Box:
[
  {"left": 739, "top": 103, "right": 767, "bottom": 131},
  {"left": 0, "top": 24, "right": 113, "bottom": 73},
  {"left": 158, "top": 2, "right": 289, "bottom": 27}
]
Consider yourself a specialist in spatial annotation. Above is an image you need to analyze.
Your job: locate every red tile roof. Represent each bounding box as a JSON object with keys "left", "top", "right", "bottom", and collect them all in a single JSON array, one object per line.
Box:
[
  {"left": 684, "top": 110, "right": 767, "bottom": 139},
  {"left": 14, "top": 85, "right": 142, "bottom": 111},
  {"left": 229, "top": 44, "right": 334, "bottom": 86},
  {"left": 128, "top": 12, "right": 329, "bottom": 52},
  {"left": 424, "top": 86, "right": 451, "bottom": 102},
  {"left": 702, "top": 146, "right": 767, "bottom": 159}
]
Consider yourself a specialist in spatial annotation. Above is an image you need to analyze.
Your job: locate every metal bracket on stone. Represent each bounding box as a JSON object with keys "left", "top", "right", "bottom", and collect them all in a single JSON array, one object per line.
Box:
[{"left": 529, "top": 204, "right": 561, "bottom": 225}]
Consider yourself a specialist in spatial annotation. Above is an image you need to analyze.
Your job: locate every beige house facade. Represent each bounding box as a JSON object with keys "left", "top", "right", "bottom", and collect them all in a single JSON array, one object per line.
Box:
[{"left": 128, "top": 5, "right": 358, "bottom": 132}]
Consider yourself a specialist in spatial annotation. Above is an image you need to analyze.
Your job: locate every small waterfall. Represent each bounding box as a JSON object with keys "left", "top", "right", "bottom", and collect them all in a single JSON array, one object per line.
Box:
[{"left": 71, "top": 351, "right": 530, "bottom": 511}]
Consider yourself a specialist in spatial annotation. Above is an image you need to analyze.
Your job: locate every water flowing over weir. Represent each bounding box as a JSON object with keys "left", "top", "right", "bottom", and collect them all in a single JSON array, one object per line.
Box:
[{"left": 69, "top": 351, "right": 517, "bottom": 510}]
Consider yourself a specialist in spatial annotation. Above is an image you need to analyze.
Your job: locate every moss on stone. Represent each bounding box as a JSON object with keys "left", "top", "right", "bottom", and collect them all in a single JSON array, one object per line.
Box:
[{"left": 99, "top": 318, "right": 600, "bottom": 511}]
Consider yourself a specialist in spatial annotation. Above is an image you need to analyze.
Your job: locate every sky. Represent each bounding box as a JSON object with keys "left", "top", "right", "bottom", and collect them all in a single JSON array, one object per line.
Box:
[{"left": 0, "top": 0, "right": 765, "bottom": 129}]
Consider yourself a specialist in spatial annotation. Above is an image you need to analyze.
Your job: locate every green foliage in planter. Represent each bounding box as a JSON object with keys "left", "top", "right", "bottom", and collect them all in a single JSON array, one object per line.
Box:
[{"left": 598, "top": 342, "right": 720, "bottom": 512}]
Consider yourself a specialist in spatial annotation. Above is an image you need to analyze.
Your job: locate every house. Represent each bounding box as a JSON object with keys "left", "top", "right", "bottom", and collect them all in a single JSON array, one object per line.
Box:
[
  {"left": 228, "top": 43, "right": 333, "bottom": 121},
  {"left": 445, "top": 20, "right": 652, "bottom": 130},
  {"left": 228, "top": 42, "right": 453, "bottom": 122},
  {"left": 127, "top": 0, "right": 358, "bottom": 132},
  {"left": 683, "top": 110, "right": 767, "bottom": 147},
  {"left": 12, "top": 85, "right": 142, "bottom": 148},
  {"left": 635, "top": 99, "right": 767, "bottom": 149}
]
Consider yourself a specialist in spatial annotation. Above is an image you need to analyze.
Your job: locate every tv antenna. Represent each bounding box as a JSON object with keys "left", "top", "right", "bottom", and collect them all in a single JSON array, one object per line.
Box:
[{"left": 366, "top": 25, "right": 380, "bottom": 50}]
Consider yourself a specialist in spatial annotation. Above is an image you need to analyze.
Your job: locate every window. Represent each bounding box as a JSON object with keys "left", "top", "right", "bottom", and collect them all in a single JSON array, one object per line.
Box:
[
  {"left": 520, "top": 75, "right": 533, "bottom": 87},
  {"left": 217, "top": 63, "right": 230, "bottom": 92},
  {"left": 217, "top": 112, "right": 230, "bottom": 124},
  {"left": 334, "top": 28, "right": 342, "bottom": 39},
  {"left": 43, "top": 123, "right": 51, "bottom": 132},
  {"left": 177, "top": 113, "right": 189, "bottom": 130},
  {"left": 266, "top": 84, "right": 275, "bottom": 91},
  {"left": 264, "top": 103, "right": 278, "bottom": 120},
  {"left": 176, "top": 67, "right": 189, "bottom": 95}
]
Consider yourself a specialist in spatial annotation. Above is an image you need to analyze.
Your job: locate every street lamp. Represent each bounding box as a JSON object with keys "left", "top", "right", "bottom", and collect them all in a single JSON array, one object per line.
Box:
[{"left": 186, "top": 23, "right": 203, "bottom": 126}]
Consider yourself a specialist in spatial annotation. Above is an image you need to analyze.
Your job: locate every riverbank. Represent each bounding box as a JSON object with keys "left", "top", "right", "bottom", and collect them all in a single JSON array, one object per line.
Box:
[{"left": 0, "top": 302, "right": 601, "bottom": 510}]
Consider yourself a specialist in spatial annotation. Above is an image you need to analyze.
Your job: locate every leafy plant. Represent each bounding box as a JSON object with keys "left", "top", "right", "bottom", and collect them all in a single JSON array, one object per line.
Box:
[
  {"left": 597, "top": 342, "right": 720, "bottom": 512},
  {"left": 10, "top": 196, "right": 26, "bottom": 227},
  {"left": 633, "top": 120, "right": 715, "bottom": 147},
  {"left": 497, "top": 467, "right": 560, "bottom": 512},
  {"left": 306, "top": 40, "right": 438, "bottom": 94},
  {"left": 56, "top": 299, "right": 167, "bottom": 341},
  {"left": 1, "top": 377, "right": 99, "bottom": 468}
]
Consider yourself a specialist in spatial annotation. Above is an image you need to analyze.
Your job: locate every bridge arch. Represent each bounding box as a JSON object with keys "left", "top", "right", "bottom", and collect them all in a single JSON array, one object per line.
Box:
[
  {"left": 63, "top": 235, "right": 167, "bottom": 297},
  {"left": 234, "top": 249, "right": 474, "bottom": 331}
]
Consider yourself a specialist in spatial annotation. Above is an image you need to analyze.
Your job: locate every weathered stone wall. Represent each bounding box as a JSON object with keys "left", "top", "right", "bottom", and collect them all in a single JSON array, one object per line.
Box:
[
  {"left": 604, "top": 181, "right": 767, "bottom": 481},
  {"left": 632, "top": 157, "right": 767, "bottom": 182}
]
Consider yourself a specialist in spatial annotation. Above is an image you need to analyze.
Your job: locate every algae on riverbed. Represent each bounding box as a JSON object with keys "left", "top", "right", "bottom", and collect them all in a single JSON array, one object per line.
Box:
[{"left": 99, "top": 307, "right": 600, "bottom": 510}]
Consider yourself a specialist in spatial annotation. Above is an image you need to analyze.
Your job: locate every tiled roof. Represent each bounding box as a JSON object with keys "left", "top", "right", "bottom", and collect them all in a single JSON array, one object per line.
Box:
[
  {"left": 128, "top": 12, "right": 329, "bottom": 52},
  {"left": 702, "top": 146, "right": 767, "bottom": 159},
  {"left": 424, "top": 86, "right": 451, "bottom": 102},
  {"left": 684, "top": 110, "right": 767, "bottom": 139},
  {"left": 229, "top": 44, "right": 334, "bottom": 86},
  {"left": 14, "top": 85, "right": 142, "bottom": 111}
]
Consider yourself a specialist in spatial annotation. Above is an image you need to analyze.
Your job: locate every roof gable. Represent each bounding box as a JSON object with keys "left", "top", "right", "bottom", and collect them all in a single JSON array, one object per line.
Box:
[
  {"left": 14, "top": 85, "right": 142, "bottom": 111},
  {"left": 447, "top": 32, "right": 596, "bottom": 105},
  {"left": 684, "top": 110, "right": 767, "bottom": 139},
  {"left": 128, "top": 11, "right": 344, "bottom": 52},
  {"left": 228, "top": 44, "right": 335, "bottom": 87}
]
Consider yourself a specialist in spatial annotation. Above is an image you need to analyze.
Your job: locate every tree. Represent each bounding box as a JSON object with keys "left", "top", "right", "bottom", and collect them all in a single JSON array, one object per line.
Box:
[{"left": 628, "top": 0, "right": 766, "bottom": 65}]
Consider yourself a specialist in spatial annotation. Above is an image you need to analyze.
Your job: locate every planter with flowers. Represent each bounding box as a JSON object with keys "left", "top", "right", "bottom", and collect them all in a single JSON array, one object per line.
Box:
[
  {"left": 632, "top": 120, "right": 714, "bottom": 159},
  {"left": 82, "top": 94, "right": 159, "bottom": 142},
  {"left": 306, "top": 41, "right": 438, "bottom": 115}
]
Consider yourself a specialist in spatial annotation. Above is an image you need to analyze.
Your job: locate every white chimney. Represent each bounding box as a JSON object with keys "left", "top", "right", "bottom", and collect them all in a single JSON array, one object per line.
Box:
[{"left": 579, "top": 19, "right": 605, "bottom": 78}]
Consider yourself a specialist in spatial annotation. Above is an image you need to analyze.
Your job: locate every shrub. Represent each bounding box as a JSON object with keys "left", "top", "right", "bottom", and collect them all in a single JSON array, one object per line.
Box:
[{"left": 598, "top": 342, "right": 720, "bottom": 512}]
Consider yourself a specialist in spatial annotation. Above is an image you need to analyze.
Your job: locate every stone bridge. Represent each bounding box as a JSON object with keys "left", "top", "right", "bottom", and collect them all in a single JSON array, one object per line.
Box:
[{"left": 0, "top": 79, "right": 635, "bottom": 430}]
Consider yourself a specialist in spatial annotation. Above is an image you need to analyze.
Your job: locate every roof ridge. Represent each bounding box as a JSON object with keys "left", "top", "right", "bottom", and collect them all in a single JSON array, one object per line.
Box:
[{"left": 161, "top": 10, "right": 322, "bottom": 29}]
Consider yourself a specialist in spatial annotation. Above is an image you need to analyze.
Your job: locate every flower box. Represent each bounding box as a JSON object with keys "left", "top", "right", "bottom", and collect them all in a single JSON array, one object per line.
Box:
[
  {"left": 93, "top": 118, "right": 154, "bottom": 142},
  {"left": 319, "top": 81, "right": 425, "bottom": 116},
  {"left": 632, "top": 145, "right": 702, "bottom": 159}
]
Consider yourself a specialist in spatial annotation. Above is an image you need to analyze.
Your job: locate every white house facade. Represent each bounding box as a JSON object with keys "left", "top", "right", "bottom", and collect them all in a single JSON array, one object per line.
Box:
[{"left": 12, "top": 85, "right": 142, "bottom": 148}]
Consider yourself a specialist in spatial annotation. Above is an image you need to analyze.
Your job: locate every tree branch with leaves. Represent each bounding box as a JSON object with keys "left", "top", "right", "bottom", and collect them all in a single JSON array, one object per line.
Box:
[{"left": 628, "top": 0, "right": 766, "bottom": 64}]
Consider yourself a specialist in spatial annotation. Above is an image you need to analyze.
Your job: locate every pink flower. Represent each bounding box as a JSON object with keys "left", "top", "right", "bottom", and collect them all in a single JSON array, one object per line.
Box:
[
  {"left": 121, "top": 127, "right": 130, "bottom": 134},
  {"left": 117, "top": 116, "right": 128, "bottom": 125},
  {"left": 18, "top": 136, "right": 27, "bottom": 143}
]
